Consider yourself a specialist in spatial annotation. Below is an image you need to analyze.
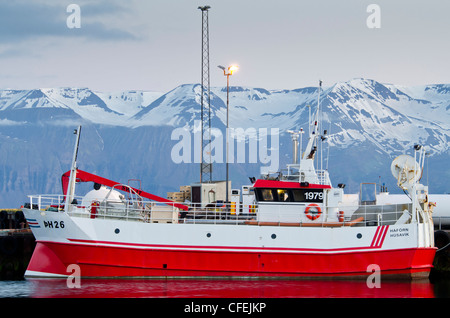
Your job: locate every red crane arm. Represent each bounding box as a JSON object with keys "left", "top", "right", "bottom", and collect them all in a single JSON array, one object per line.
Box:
[{"left": 61, "top": 169, "right": 189, "bottom": 211}]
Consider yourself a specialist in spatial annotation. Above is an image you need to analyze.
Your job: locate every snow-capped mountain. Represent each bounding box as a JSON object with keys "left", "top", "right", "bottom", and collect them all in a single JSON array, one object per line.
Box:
[
  {"left": 129, "top": 78, "right": 449, "bottom": 156},
  {"left": 0, "top": 78, "right": 448, "bottom": 207},
  {"left": 0, "top": 88, "right": 163, "bottom": 125}
]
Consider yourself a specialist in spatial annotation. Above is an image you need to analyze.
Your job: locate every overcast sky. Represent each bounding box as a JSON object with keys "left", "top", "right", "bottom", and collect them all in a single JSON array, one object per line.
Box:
[{"left": 0, "top": 0, "right": 448, "bottom": 92}]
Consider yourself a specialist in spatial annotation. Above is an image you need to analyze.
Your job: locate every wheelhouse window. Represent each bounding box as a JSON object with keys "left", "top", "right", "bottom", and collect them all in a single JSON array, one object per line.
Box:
[
  {"left": 255, "top": 188, "right": 324, "bottom": 203},
  {"left": 277, "top": 189, "right": 290, "bottom": 202},
  {"left": 260, "top": 189, "right": 274, "bottom": 201}
]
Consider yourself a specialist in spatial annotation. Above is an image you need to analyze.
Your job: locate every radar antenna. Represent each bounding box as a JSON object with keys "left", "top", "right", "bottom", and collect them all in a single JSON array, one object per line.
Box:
[{"left": 390, "top": 154, "right": 421, "bottom": 190}]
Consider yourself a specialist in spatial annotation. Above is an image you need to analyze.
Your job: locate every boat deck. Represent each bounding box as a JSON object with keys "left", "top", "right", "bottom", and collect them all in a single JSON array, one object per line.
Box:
[{"left": 25, "top": 194, "right": 416, "bottom": 228}]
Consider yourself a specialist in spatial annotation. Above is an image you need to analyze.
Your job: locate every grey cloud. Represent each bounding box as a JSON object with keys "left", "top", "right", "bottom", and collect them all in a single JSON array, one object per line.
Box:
[{"left": 0, "top": 1, "right": 137, "bottom": 43}]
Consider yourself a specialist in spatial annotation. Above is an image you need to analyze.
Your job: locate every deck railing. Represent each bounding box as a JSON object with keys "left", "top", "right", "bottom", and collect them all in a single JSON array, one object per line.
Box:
[
  {"left": 281, "top": 165, "right": 332, "bottom": 186},
  {"left": 25, "top": 194, "right": 435, "bottom": 228}
]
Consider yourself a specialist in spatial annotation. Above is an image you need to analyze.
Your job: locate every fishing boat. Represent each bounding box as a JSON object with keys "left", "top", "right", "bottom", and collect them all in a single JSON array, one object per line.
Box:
[{"left": 22, "top": 88, "right": 436, "bottom": 279}]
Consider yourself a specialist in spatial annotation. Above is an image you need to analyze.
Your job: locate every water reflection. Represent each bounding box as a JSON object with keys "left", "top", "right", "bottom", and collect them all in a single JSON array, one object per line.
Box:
[{"left": 25, "top": 278, "right": 436, "bottom": 298}]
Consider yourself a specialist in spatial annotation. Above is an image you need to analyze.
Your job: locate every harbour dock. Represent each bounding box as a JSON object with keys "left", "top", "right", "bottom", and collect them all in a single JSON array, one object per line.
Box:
[
  {"left": 432, "top": 228, "right": 450, "bottom": 276},
  {"left": 0, "top": 210, "right": 36, "bottom": 280}
]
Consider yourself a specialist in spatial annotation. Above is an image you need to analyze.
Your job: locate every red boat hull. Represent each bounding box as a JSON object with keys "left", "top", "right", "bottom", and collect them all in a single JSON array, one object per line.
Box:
[{"left": 26, "top": 240, "right": 436, "bottom": 279}]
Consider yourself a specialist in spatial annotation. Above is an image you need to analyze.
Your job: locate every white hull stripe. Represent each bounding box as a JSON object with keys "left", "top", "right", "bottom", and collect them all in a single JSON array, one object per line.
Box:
[
  {"left": 53, "top": 226, "right": 392, "bottom": 254},
  {"left": 24, "top": 270, "right": 68, "bottom": 278}
]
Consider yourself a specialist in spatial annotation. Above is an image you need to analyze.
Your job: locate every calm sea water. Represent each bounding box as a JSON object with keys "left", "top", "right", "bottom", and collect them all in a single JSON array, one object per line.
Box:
[{"left": 1, "top": 276, "right": 450, "bottom": 298}]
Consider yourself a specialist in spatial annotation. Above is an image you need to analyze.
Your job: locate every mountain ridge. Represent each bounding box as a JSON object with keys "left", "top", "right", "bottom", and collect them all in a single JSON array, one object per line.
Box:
[{"left": 0, "top": 77, "right": 449, "bottom": 207}]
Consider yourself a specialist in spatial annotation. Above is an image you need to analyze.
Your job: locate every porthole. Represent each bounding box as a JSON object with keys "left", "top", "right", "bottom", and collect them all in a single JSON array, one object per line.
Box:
[
  {"left": 115, "top": 228, "right": 120, "bottom": 234},
  {"left": 271, "top": 234, "right": 276, "bottom": 239},
  {"left": 206, "top": 232, "right": 211, "bottom": 238},
  {"left": 357, "top": 233, "right": 362, "bottom": 239}
]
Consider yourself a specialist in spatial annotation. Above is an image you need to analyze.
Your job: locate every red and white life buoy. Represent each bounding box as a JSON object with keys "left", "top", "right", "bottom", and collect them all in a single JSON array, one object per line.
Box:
[{"left": 305, "top": 203, "right": 322, "bottom": 220}]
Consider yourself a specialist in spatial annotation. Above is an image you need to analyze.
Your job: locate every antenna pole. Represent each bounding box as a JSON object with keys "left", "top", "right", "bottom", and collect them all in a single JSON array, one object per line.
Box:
[{"left": 317, "top": 80, "right": 322, "bottom": 172}]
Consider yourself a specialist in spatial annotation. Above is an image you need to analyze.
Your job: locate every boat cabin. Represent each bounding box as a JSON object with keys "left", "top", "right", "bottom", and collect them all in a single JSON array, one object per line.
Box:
[{"left": 252, "top": 179, "right": 344, "bottom": 223}]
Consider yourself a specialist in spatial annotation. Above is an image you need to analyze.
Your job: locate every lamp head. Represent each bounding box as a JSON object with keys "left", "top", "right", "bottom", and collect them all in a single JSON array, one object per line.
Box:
[{"left": 228, "top": 65, "right": 239, "bottom": 75}]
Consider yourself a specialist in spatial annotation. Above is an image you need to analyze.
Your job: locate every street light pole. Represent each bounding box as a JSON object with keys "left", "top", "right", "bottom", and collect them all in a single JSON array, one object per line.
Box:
[
  {"left": 218, "top": 65, "right": 238, "bottom": 204},
  {"left": 226, "top": 72, "right": 229, "bottom": 204}
]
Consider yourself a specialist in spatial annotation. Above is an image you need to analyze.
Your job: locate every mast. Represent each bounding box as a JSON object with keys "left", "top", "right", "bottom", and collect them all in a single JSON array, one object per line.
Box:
[
  {"left": 64, "top": 126, "right": 82, "bottom": 213},
  {"left": 302, "top": 80, "right": 322, "bottom": 161},
  {"left": 297, "top": 81, "right": 324, "bottom": 184},
  {"left": 287, "top": 130, "right": 301, "bottom": 164},
  {"left": 318, "top": 80, "right": 323, "bottom": 172}
]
